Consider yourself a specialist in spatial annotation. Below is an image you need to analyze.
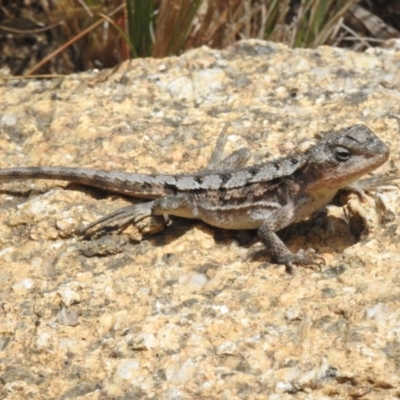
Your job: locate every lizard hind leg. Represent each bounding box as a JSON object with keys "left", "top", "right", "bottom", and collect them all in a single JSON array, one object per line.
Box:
[
  {"left": 79, "top": 201, "right": 157, "bottom": 235},
  {"left": 206, "top": 122, "right": 251, "bottom": 171}
]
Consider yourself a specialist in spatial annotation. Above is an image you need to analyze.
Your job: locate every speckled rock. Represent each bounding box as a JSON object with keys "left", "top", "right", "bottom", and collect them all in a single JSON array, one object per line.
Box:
[{"left": 0, "top": 39, "right": 400, "bottom": 399}]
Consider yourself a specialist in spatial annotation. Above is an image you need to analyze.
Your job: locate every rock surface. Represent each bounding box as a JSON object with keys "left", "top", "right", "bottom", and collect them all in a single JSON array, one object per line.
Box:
[{"left": 0, "top": 39, "right": 400, "bottom": 399}]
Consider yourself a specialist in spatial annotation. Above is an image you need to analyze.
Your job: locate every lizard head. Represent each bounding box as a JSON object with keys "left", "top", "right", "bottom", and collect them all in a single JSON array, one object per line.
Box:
[{"left": 303, "top": 124, "right": 389, "bottom": 192}]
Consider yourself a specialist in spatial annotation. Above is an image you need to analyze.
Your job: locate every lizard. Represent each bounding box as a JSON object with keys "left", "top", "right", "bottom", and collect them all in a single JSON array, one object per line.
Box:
[{"left": 0, "top": 124, "right": 391, "bottom": 273}]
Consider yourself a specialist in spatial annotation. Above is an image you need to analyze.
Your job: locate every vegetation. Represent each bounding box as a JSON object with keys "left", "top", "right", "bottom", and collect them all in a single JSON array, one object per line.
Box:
[{"left": 0, "top": 0, "right": 398, "bottom": 76}]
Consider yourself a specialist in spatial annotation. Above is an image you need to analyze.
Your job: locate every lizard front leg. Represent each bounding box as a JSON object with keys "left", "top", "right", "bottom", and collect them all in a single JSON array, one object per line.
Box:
[{"left": 258, "top": 221, "right": 325, "bottom": 274}]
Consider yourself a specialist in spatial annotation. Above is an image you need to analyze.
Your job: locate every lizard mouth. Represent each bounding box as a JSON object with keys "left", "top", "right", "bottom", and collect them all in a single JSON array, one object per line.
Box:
[{"left": 307, "top": 152, "right": 389, "bottom": 192}]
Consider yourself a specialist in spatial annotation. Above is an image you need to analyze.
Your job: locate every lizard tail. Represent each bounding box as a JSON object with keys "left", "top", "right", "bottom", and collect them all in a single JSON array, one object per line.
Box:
[{"left": 0, "top": 167, "right": 175, "bottom": 198}]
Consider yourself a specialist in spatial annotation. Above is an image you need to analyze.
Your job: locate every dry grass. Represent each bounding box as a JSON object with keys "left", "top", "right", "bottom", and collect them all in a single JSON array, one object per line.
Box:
[{"left": 0, "top": 0, "right": 399, "bottom": 76}]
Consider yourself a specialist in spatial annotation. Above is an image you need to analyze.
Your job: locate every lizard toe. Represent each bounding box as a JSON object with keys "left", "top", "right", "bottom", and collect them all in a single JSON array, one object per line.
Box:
[{"left": 281, "top": 248, "right": 325, "bottom": 274}]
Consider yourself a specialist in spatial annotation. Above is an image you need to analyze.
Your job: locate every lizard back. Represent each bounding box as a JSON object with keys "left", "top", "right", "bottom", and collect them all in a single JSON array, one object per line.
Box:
[{"left": 0, "top": 153, "right": 308, "bottom": 199}]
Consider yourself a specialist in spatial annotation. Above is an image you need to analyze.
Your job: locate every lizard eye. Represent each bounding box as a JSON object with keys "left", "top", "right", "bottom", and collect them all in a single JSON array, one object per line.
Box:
[{"left": 334, "top": 146, "right": 351, "bottom": 162}]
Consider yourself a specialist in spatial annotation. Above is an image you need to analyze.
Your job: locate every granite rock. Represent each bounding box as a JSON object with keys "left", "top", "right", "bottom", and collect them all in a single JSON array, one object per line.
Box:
[{"left": 0, "top": 39, "right": 400, "bottom": 399}]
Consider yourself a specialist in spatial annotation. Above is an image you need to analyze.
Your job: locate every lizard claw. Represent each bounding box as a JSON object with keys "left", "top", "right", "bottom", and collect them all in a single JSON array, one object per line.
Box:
[{"left": 281, "top": 248, "right": 326, "bottom": 274}]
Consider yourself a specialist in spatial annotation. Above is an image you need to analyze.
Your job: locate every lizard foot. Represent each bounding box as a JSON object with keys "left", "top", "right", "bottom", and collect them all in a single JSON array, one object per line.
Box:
[
  {"left": 80, "top": 202, "right": 155, "bottom": 235},
  {"left": 279, "top": 248, "right": 326, "bottom": 275}
]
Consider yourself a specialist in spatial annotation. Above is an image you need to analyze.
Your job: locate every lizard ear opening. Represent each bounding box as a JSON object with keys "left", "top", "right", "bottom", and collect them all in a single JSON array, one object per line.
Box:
[{"left": 334, "top": 146, "right": 351, "bottom": 162}]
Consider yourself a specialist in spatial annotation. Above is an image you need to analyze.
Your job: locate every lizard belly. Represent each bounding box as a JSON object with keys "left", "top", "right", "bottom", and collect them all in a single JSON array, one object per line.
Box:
[
  {"left": 196, "top": 189, "right": 337, "bottom": 232},
  {"left": 197, "top": 203, "right": 281, "bottom": 230}
]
